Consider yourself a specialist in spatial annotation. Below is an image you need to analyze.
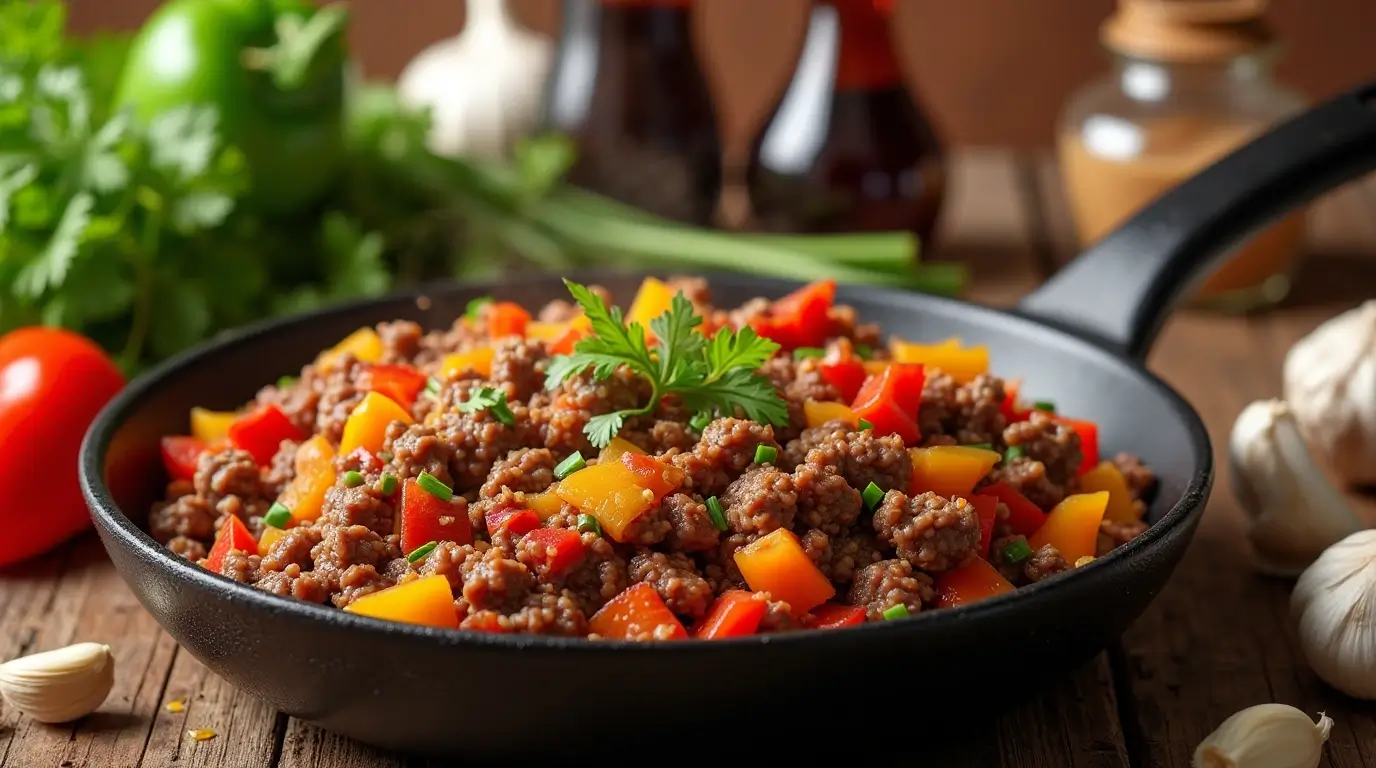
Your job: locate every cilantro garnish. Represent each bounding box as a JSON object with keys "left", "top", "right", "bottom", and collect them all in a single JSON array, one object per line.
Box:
[
  {"left": 456, "top": 385, "right": 515, "bottom": 427},
  {"left": 544, "top": 279, "right": 788, "bottom": 448}
]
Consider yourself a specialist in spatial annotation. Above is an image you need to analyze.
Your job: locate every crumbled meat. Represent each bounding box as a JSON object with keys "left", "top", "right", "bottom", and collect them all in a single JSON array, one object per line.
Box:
[
  {"left": 782, "top": 420, "right": 848, "bottom": 469},
  {"left": 481, "top": 448, "right": 556, "bottom": 498},
  {"left": 620, "top": 504, "right": 673, "bottom": 547},
  {"left": 262, "top": 440, "right": 299, "bottom": 497},
  {"left": 827, "top": 303, "right": 881, "bottom": 347},
  {"left": 385, "top": 422, "right": 456, "bottom": 486},
  {"left": 415, "top": 541, "right": 481, "bottom": 591},
  {"left": 432, "top": 404, "right": 530, "bottom": 493},
  {"left": 1024, "top": 544, "right": 1070, "bottom": 583},
  {"left": 333, "top": 564, "right": 394, "bottom": 608},
  {"left": 1115, "top": 452, "right": 1157, "bottom": 506},
  {"left": 720, "top": 466, "right": 797, "bottom": 535},
  {"left": 785, "top": 358, "right": 841, "bottom": 405},
  {"left": 628, "top": 551, "right": 714, "bottom": 620},
  {"left": 793, "top": 427, "right": 911, "bottom": 493},
  {"left": 501, "top": 588, "right": 588, "bottom": 635},
  {"left": 986, "top": 456, "right": 1064, "bottom": 511},
  {"left": 194, "top": 449, "right": 263, "bottom": 502},
  {"left": 529, "top": 369, "right": 644, "bottom": 458},
  {"left": 312, "top": 524, "right": 397, "bottom": 585},
  {"left": 621, "top": 419, "right": 698, "bottom": 456},
  {"left": 660, "top": 493, "right": 720, "bottom": 552},
  {"left": 516, "top": 532, "right": 587, "bottom": 581},
  {"left": 260, "top": 526, "right": 323, "bottom": 573},
  {"left": 459, "top": 546, "right": 535, "bottom": 613},
  {"left": 792, "top": 462, "right": 862, "bottom": 534},
  {"left": 149, "top": 495, "right": 216, "bottom": 543},
  {"left": 989, "top": 534, "right": 1029, "bottom": 584},
  {"left": 798, "top": 529, "right": 884, "bottom": 585},
  {"left": 314, "top": 358, "right": 367, "bottom": 444},
  {"left": 166, "top": 536, "right": 206, "bottom": 561},
  {"left": 1098, "top": 518, "right": 1149, "bottom": 556},
  {"left": 757, "top": 598, "right": 801, "bottom": 633},
  {"left": 918, "top": 373, "right": 1008, "bottom": 447},
  {"left": 319, "top": 484, "right": 395, "bottom": 535},
  {"left": 872, "top": 490, "right": 980, "bottom": 573},
  {"left": 489, "top": 337, "right": 547, "bottom": 402},
  {"left": 702, "top": 533, "right": 755, "bottom": 593},
  {"left": 848, "top": 559, "right": 934, "bottom": 621},
  {"left": 758, "top": 356, "right": 807, "bottom": 444},
  {"left": 377, "top": 320, "right": 423, "bottom": 363},
  {"left": 220, "top": 551, "right": 259, "bottom": 584},
  {"left": 672, "top": 418, "right": 781, "bottom": 498},
  {"left": 1004, "top": 412, "right": 1082, "bottom": 488},
  {"left": 256, "top": 565, "right": 334, "bottom": 603},
  {"left": 562, "top": 532, "right": 628, "bottom": 613}
]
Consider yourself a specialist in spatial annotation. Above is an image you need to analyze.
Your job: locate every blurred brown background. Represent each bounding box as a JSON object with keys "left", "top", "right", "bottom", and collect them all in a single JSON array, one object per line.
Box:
[{"left": 67, "top": 0, "right": 1376, "bottom": 157}]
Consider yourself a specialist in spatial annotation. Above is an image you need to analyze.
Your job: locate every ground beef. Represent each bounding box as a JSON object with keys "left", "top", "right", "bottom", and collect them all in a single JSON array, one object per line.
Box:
[
  {"left": 220, "top": 551, "right": 259, "bottom": 583},
  {"left": 702, "top": 533, "right": 755, "bottom": 593},
  {"left": 872, "top": 490, "right": 980, "bottom": 573},
  {"left": 620, "top": 504, "right": 673, "bottom": 547},
  {"left": 377, "top": 320, "right": 423, "bottom": 364},
  {"left": 312, "top": 524, "right": 397, "bottom": 587},
  {"left": 333, "top": 564, "right": 395, "bottom": 608},
  {"left": 782, "top": 421, "right": 848, "bottom": 469},
  {"left": 797, "top": 428, "right": 912, "bottom": 494},
  {"left": 459, "top": 546, "right": 535, "bottom": 613},
  {"left": 988, "top": 534, "right": 1028, "bottom": 584},
  {"left": 256, "top": 565, "right": 334, "bottom": 603},
  {"left": 194, "top": 449, "right": 263, "bottom": 502},
  {"left": 263, "top": 440, "right": 299, "bottom": 497},
  {"left": 260, "top": 526, "right": 323, "bottom": 573},
  {"left": 481, "top": 448, "right": 556, "bottom": 498},
  {"left": 721, "top": 466, "right": 797, "bottom": 535},
  {"left": 530, "top": 369, "right": 644, "bottom": 458},
  {"left": 149, "top": 495, "right": 216, "bottom": 544},
  {"left": 1025, "top": 544, "right": 1070, "bottom": 582},
  {"left": 792, "top": 462, "right": 862, "bottom": 534},
  {"left": 490, "top": 337, "right": 547, "bottom": 402},
  {"left": 757, "top": 598, "right": 801, "bottom": 633},
  {"left": 254, "top": 376, "right": 320, "bottom": 438},
  {"left": 786, "top": 358, "right": 841, "bottom": 405},
  {"left": 1115, "top": 452, "right": 1157, "bottom": 504},
  {"left": 827, "top": 303, "right": 881, "bottom": 348},
  {"left": 166, "top": 536, "right": 206, "bottom": 561},
  {"left": 628, "top": 551, "right": 714, "bottom": 620},
  {"left": 415, "top": 541, "right": 481, "bottom": 591},
  {"left": 319, "top": 484, "right": 395, "bottom": 535},
  {"left": 918, "top": 373, "right": 1008, "bottom": 447},
  {"left": 500, "top": 588, "right": 588, "bottom": 636},
  {"left": 1098, "top": 518, "right": 1149, "bottom": 556},
  {"left": 758, "top": 357, "right": 807, "bottom": 444},
  {"left": 314, "top": 358, "right": 367, "bottom": 444},
  {"left": 1004, "top": 412, "right": 1082, "bottom": 488},
  {"left": 562, "top": 532, "right": 628, "bottom": 614},
  {"left": 990, "top": 455, "right": 1065, "bottom": 511},
  {"left": 799, "top": 529, "right": 885, "bottom": 585},
  {"left": 537, "top": 299, "right": 580, "bottom": 323},
  {"left": 848, "top": 559, "right": 934, "bottom": 621},
  {"left": 516, "top": 531, "right": 587, "bottom": 582},
  {"left": 385, "top": 422, "right": 456, "bottom": 487},
  {"left": 432, "top": 405, "right": 530, "bottom": 493},
  {"left": 659, "top": 493, "right": 720, "bottom": 552},
  {"left": 671, "top": 418, "right": 781, "bottom": 498},
  {"left": 622, "top": 419, "right": 698, "bottom": 456}
]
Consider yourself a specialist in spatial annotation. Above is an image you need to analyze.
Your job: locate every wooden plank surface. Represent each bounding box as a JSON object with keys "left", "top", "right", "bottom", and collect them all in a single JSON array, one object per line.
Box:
[{"left": 0, "top": 150, "right": 1372, "bottom": 767}]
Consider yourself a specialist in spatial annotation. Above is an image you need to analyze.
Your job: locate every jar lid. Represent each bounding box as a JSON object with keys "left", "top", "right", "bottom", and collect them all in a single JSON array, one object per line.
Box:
[{"left": 1101, "top": 0, "right": 1277, "bottom": 62}]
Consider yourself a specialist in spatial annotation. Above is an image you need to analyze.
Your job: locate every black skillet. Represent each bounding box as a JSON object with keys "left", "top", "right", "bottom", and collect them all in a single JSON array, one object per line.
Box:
[{"left": 81, "top": 84, "right": 1376, "bottom": 761}]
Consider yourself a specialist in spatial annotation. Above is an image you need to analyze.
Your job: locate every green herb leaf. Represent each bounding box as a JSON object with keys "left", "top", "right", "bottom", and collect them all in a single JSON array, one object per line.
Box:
[
  {"left": 457, "top": 385, "right": 515, "bottom": 426},
  {"left": 14, "top": 190, "right": 91, "bottom": 298},
  {"left": 514, "top": 134, "right": 575, "bottom": 200}
]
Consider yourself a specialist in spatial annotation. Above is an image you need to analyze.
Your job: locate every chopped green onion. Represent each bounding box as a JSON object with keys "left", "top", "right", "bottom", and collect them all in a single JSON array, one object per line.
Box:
[
  {"left": 277, "top": 375, "right": 296, "bottom": 389},
  {"left": 416, "top": 472, "right": 453, "bottom": 502},
  {"left": 378, "top": 451, "right": 394, "bottom": 463},
  {"left": 965, "top": 442, "right": 993, "bottom": 452},
  {"left": 862, "top": 481, "right": 885, "bottom": 511},
  {"left": 882, "top": 604, "right": 910, "bottom": 621},
  {"left": 576, "top": 514, "right": 601, "bottom": 536},
  {"left": 854, "top": 344, "right": 874, "bottom": 359},
  {"left": 554, "top": 451, "right": 587, "bottom": 479},
  {"left": 341, "top": 470, "right": 364, "bottom": 487},
  {"left": 378, "top": 473, "right": 398, "bottom": 495},
  {"left": 706, "top": 496, "right": 728, "bottom": 531},
  {"left": 792, "top": 347, "right": 825, "bottom": 361},
  {"left": 858, "top": 418, "right": 874, "bottom": 432},
  {"left": 263, "top": 503, "right": 292, "bottom": 529},
  {"left": 1003, "top": 538, "right": 1033, "bottom": 564},
  {"left": 425, "top": 377, "right": 442, "bottom": 397},
  {"left": 465, "top": 296, "right": 494, "bottom": 321},
  {"left": 754, "top": 444, "right": 778, "bottom": 464},
  {"left": 689, "top": 411, "right": 712, "bottom": 433},
  {"left": 1005, "top": 445, "right": 1025, "bottom": 462},
  {"left": 1033, "top": 400, "right": 1056, "bottom": 413},
  {"left": 407, "top": 541, "right": 439, "bottom": 563}
]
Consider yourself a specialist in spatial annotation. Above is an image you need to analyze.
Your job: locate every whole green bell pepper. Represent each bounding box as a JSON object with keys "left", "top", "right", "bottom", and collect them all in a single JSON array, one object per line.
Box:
[{"left": 114, "top": 0, "right": 348, "bottom": 216}]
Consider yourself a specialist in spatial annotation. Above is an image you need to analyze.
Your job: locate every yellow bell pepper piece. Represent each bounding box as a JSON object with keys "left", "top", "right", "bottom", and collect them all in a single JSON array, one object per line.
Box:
[
  {"left": 890, "top": 337, "right": 989, "bottom": 384},
  {"left": 733, "top": 528, "right": 836, "bottom": 613},
  {"left": 439, "top": 346, "right": 494, "bottom": 380},
  {"left": 556, "top": 460, "right": 653, "bottom": 543},
  {"left": 525, "top": 322, "right": 568, "bottom": 344},
  {"left": 599, "top": 436, "right": 645, "bottom": 463},
  {"left": 257, "top": 526, "right": 287, "bottom": 557},
  {"left": 278, "top": 435, "right": 336, "bottom": 523},
  {"left": 343, "top": 574, "right": 459, "bottom": 629},
  {"left": 340, "top": 391, "right": 414, "bottom": 457},
  {"left": 523, "top": 491, "right": 567, "bottom": 520},
  {"left": 1077, "top": 461, "right": 1139, "bottom": 523},
  {"left": 1028, "top": 491, "right": 1109, "bottom": 564},
  {"left": 908, "top": 445, "right": 1002, "bottom": 498},
  {"left": 190, "top": 407, "right": 237, "bottom": 444},
  {"left": 317, "top": 327, "right": 383, "bottom": 372},
  {"left": 803, "top": 400, "right": 858, "bottom": 428},
  {"left": 626, "top": 277, "right": 676, "bottom": 339}
]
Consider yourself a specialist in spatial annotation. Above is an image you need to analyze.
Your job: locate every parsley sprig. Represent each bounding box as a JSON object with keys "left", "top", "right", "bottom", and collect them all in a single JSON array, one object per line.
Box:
[
  {"left": 545, "top": 279, "right": 789, "bottom": 448},
  {"left": 456, "top": 385, "right": 515, "bottom": 427}
]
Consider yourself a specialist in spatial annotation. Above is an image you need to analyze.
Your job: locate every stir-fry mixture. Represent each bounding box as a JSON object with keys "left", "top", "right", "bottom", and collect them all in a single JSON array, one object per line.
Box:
[{"left": 151, "top": 277, "right": 1156, "bottom": 640}]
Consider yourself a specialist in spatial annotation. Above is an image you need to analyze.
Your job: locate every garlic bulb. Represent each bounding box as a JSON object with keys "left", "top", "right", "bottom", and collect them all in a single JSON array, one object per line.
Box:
[
  {"left": 1283, "top": 300, "right": 1376, "bottom": 487},
  {"left": 1292, "top": 529, "right": 1376, "bottom": 699},
  {"left": 0, "top": 642, "right": 114, "bottom": 723},
  {"left": 1229, "top": 399, "right": 1363, "bottom": 576},
  {"left": 1193, "top": 703, "right": 1331, "bottom": 768},
  {"left": 397, "top": 0, "right": 553, "bottom": 159}
]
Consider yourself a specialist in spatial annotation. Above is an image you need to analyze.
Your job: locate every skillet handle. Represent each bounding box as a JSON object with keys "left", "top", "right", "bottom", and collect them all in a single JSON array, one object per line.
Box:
[{"left": 1018, "top": 82, "right": 1376, "bottom": 361}]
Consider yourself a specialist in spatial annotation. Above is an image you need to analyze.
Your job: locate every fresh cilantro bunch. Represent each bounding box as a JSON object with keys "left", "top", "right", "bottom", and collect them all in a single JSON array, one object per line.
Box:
[{"left": 545, "top": 279, "right": 789, "bottom": 447}]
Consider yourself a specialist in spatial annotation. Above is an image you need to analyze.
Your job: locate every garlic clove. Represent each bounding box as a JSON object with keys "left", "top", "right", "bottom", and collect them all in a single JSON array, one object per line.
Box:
[
  {"left": 1291, "top": 529, "right": 1376, "bottom": 700},
  {"left": 1229, "top": 399, "right": 1363, "bottom": 576},
  {"left": 0, "top": 642, "right": 115, "bottom": 723},
  {"left": 1283, "top": 300, "right": 1376, "bottom": 487},
  {"left": 1193, "top": 703, "right": 1331, "bottom": 768}
]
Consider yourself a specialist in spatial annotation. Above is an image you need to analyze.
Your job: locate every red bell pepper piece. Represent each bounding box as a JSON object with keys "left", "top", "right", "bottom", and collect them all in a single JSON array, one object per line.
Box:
[
  {"left": 204, "top": 514, "right": 256, "bottom": 574},
  {"left": 806, "top": 603, "right": 867, "bottom": 630},
  {"left": 548, "top": 325, "right": 585, "bottom": 355},
  {"left": 588, "top": 583, "right": 688, "bottom": 640},
  {"left": 488, "top": 301, "right": 531, "bottom": 339},
  {"left": 364, "top": 364, "right": 427, "bottom": 409},
  {"left": 227, "top": 404, "right": 302, "bottom": 465},
  {"left": 620, "top": 451, "right": 685, "bottom": 499},
  {"left": 160, "top": 436, "right": 206, "bottom": 481},
  {"left": 748, "top": 279, "right": 836, "bottom": 350},
  {"left": 1001, "top": 379, "right": 1032, "bottom": 423},
  {"left": 934, "top": 557, "right": 1015, "bottom": 609},
  {"left": 818, "top": 348, "right": 867, "bottom": 403},
  {"left": 1054, "top": 416, "right": 1100, "bottom": 476},
  {"left": 694, "top": 590, "right": 767, "bottom": 639},
  {"left": 971, "top": 494, "right": 999, "bottom": 558},
  {"left": 400, "top": 478, "right": 473, "bottom": 553},
  {"left": 485, "top": 507, "right": 540, "bottom": 537},
  {"left": 984, "top": 481, "right": 1048, "bottom": 534},
  {"left": 850, "top": 364, "right": 923, "bottom": 445},
  {"left": 520, "top": 527, "right": 584, "bottom": 577}
]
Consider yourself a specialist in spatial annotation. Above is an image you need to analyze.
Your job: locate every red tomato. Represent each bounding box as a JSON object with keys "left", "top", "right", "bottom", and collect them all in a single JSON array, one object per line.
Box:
[{"left": 0, "top": 328, "right": 124, "bottom": 567}]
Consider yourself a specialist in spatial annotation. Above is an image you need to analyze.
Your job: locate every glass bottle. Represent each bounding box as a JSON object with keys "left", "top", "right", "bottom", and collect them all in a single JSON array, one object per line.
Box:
[
  {"left": 540, "top": 0, "right": 722, "bottom": 226},
  {"left": 744, "top": 0, "right": 946, "bottom": 244},
  {"left": 1058, "top": 0, "right": 1307, "bottom": 312}
]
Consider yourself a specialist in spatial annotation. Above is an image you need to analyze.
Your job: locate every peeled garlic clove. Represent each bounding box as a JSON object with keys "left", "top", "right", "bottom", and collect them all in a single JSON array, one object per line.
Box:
[
  {"left": 1291, "top": 529, "right": 1376, "bottom": 700},
  {"left": 1193, "top": 703, "right": 1331, "bottom": 768},
  {"left": 1229, "top": 399, "right": 1363, "bottom": 576},
  {"left": 1283, "top": 300, "right": 1376, "bottom": 487},
  {"left": 0, "top": 642, "right": 114, "bottom": 723}
]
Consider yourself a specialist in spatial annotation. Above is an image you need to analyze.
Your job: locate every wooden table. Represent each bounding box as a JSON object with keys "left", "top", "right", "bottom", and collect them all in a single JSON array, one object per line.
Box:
[{"left": 2, "top": 151, "right": 1375, "bottom": 768}]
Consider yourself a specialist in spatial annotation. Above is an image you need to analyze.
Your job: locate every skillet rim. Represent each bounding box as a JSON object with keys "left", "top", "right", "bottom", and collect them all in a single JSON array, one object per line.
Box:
[{"left": 79, "top": 268, "right": 1213, "bottom": 654}]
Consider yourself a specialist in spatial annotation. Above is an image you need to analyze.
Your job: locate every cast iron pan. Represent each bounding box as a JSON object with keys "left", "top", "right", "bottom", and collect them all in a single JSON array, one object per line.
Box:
[{"left": 81, "top": 84, "right": 1376, "bottom": 761}]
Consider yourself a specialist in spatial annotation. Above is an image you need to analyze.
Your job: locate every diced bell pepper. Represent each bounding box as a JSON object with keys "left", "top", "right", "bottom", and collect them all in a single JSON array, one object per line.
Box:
[
  {"left": 934, "top": 557, "right": 1015, "bottom": 609},
  {"left": 803, "top": 400, "right": 857, "bottom": 429},
  {"left": 160, "top": 436, "right": 206, "bottom": 481},
  {"left": 343, "top": 574, "right": 459, "bottom": 629},
  {"left": 850, "top": 364, "right": 924, "bottom": 444},
  {"left": 277, "top": 435, "right": 336, "bottom": 523},
  {"left": 588, "top": 583, "right": 687, "bottom": 640},
  {"left": 485, "top": 507, "right": 541, "bottom": 537},
  {"left": 487, "top": 301, "right": 531, "bottom": 339},
  {"left": 621, "top": 451, "right": 684, "bottom": 498},
  {"left": 520, "top": 527, "right": 584, "bottom": 577},
  {"left": 748, "top": 280, "right": 836, "bottom": 350},
  {"left": 1000, "top": 379, "right": 1032, "bottom": 423},
  {"left": 1028, "top": 491, "right": 1109, "bottom": 564},
  {"left": 317, "top": 327, "right": 383, "bottom": 372},
  {"left": 908, "top": 445, "right": 1002, "bottom": 498},
  {"left": 204, "top": 514, "right": 256, "bottom": 574},
  {"left": 1054, "top": 416, "right": 1100, "bottom": 476},
  {"left": 555, "top": 460, "right": 654, "bottom": 543},
  {"left": 625, "top": 277, "right": 677, "bottom": 342},
  {"left": 365, "top": 364, "right": 427, "bottom": 409},
  {"left": 889, "top": 337, "right": 989, "bottom": 385},
  {"left": 227, "top": 404, "right": 302, "bottom": 465},
  {"left": 694, "top": 590, "right": 767, "bottom": 639},
  {"left": 339, "top": 391, "right": 414, "bottom": 456},
  {"left": 1077, "top": 461, "right": 1139, "bottom": 523},
  {"left": 190, "top": 407, "right": 236, "bottom": 444},
  {"left": 400, "top": 477, "right": 473, "bottom": 553},
  {"left": 523, "top": 491, "right": 567, "bottom": 520},
  {"left": 257, "top": 526, "right": 287, "bottom": 557},
  {"left": 439, "top": 347, "right": 494, "bottom": 380},
  {"left": 807, "top": 603, "right": 867, "bottom": 630},
  {"left": 983, "top": 481, "right": 1047, "bottom": 535},
  {"left": 599, "top": 436, "right": 645, "bottom": 463},
  {"left": 733, "top": 528, "right": 836, "bottom": 613},
  {"left": 971, "top": 494, "right": 998, "bottom": 558},
  {"left": 818, "top": 349, "right": 868, "bottom": 403}
]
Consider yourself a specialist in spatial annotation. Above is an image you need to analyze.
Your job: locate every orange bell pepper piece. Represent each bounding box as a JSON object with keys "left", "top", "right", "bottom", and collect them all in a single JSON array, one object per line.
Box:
[
  {"left": 803, "top": 400, "right": 858, "bottom": 429},
  {"left": 257, "top": 526, "right": 287, "bottom": 557},
  {"left": 555, "top": 459, "right": 654, "bottom": 542},
  {"left": 278, "top": 435, "right": 336, "bottom": 523},
  {"left": 487, "top": 301, "right": 531, "bottom": 339},
  {"left": 1077, "top": 461, "right": 1138, "bottom": 523},
  {"left": 626, "top": 277, "right": 677, "bottom": 342},
  {"left": 599, "top": 436, "right": 645, "bottom": 463},
  {"left": 908, "top": 445, "right": 1002, "bottom": 497},
  {"left": 204, "top": 514, "right": 255, "bottom": 573},
  {"left": 1028, "top": 491, "right": 1110, "bottom": 564},
  {"left": 589, "top": 583, "right": 687, "bottom": 640},
  {"left": 439, "top": 346, "right": 495, "bottom": 380},
  {"left": 317, "top": 327, "right": 383, "bottom": 372},
  {"left": 621, "top": 452, "right": 684, "bottom": 498},
  {"left": 889, "top": 337, "right": 989, "bottom": 384},
  {"left": 190, "top": 407, "right": 237, "bottom": 444},
  {"left": 343, "top": 574, "right": 459, "bottom": 629},
  {"left": 522, "top": 491, "right": 567, "bottom": 520},
  {"left": 733, "top": 528, "right": 836, "bottom": 613},
  {"left": 340, "top": 391, "right": 414, "bottom": 456},
  {"left": 1053, "top": 415, "right": 1099, "bottom": 476},
  {"left": 694, "top": 590, "right": 767, "bottom": 640},
  {"left": 934, "top": 557, "right": 1015, "bottom": 609}
]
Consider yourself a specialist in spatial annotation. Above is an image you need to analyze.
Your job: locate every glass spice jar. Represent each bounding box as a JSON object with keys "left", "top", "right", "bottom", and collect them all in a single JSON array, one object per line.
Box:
[{"left": 1058, "top": 0, "right": 1308, "bottom": 312}]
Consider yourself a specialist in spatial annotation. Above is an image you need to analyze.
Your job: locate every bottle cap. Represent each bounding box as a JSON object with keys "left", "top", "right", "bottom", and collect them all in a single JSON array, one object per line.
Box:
[{"left": 1101, "top": 0, "right": 1276, "bottom": 62}]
